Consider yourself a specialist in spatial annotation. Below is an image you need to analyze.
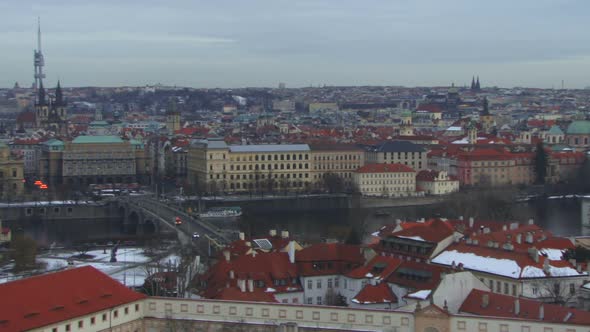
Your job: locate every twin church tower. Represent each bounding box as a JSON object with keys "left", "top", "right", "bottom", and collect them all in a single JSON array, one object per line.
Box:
[{"left": 33, "top": 18, "right": 68, "bottom": 136}]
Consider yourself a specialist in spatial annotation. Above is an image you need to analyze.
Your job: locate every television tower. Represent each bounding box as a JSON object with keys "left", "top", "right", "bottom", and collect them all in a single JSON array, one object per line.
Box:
[{"left": 34, "top": 17, "right": 45, "bottom": 97}]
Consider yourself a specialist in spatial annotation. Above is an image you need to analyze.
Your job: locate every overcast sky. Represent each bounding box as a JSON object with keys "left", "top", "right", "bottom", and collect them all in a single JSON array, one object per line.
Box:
[{"left": 2, "top": 0, "right": 590, "bottom": 89}]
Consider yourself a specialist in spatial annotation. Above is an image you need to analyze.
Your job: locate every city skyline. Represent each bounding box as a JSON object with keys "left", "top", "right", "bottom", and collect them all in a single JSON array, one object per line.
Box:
[{"left": 2, "top": 0, "right": 590, "bottom": 89}]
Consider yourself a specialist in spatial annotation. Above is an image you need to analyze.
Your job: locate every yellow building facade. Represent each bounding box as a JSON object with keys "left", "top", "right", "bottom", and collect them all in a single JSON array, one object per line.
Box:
[{"left": 0, "top": 142, "right": 25, "bottom": 200}]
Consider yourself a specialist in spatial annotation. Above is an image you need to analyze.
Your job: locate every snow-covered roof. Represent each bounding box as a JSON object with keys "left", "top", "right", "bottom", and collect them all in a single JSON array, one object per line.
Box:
[
  {"left": 405, "top": 289, "right": 431, "bottom": 300},
  {"left": 432, "top": 250, "right": 584, "bottom": 279}
]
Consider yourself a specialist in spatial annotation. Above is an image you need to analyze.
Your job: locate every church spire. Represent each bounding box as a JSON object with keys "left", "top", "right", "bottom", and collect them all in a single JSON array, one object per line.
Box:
[
  {"left": 471, "top": 76, "right": 476, "bottom": 90},
  {"left": 475, "top": 76, "right": 481, "bottom": 90},
  {"left": 55, "top": 80, "right": 64, "bottom": 106},
  {"left": 37, "top": 80, "right": 46, "bottom": 105}
]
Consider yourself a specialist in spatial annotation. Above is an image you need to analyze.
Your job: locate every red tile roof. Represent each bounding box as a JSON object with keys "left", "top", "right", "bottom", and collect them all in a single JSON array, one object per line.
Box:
[
  {"left": 356, "top": 163, "right": 415, "bottom": 173},
  {"left": 386, "top": 260, "right": 447, "bottom": 290},
  {"left": 200, "top": 251, "right": 301, "bottom": 301},
  {"left": 296, "top": 243, "right": 364, "bottom": 276},
  {"left": 460, "top": 289, "right": 590, "bottom": 325},
  {"left": 0, "top": 266, "right": 145, "bottom": 331},
  {"left": 346, "top": 255, "right": 402, "bottom": 280},
  {"left": 390, "top": 218, "right": 455, "bottom": 243},
  {"left": 352, "top": 282, "right": 397, "bottom": 305}
]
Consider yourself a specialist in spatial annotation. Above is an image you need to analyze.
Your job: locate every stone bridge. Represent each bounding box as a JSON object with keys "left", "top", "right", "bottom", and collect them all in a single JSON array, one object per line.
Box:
[{"left": 115, "top": 195, "right": 232, "bottom": 246}]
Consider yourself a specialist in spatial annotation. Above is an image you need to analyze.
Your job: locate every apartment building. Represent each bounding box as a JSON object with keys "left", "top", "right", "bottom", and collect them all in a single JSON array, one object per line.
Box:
[
  {"left": 365, "top": 141, "right": 427, "bottom": 171},
  {"left": 309, "top": 143, "right": 365, "bottom": 191},
  {"left": 353, "top": 163, "right": 416, "bottom": 197},
  {"left": 0, "top": 142, "right": 24, "bottom": 199},
  {"left": 188, "top": 139, "right": 312, "bottom": 193}
]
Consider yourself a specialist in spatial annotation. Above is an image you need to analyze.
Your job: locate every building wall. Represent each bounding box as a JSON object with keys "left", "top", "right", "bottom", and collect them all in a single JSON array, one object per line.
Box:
[
  {"left": 143, "top": 297, "right": 415, "bottom": 332},
  {"left": 310, "top": 148, "right": 364, "bottom": 190},
  {"left": 30, "top": 300, "right": 144, "bottom": 332},
  {"left": 369, "top": 151, "right": 427, "bottom": 171},
  {"left": 188, "top": 143, "right": 313, "bottom": 194},
  {"left": 0, "top": 146, "right": 25, "bottom": 199},
  {"left": 353, "top": 171, "right": 416, "bottom": 197},
  {"left": 301, "top": 275, "right": 342, "bottom": 305}
]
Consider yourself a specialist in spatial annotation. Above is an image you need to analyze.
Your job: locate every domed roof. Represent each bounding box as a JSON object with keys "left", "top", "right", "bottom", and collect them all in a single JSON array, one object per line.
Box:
[{"left": 566, "top": 121, "right": 590, "bottom": 135}]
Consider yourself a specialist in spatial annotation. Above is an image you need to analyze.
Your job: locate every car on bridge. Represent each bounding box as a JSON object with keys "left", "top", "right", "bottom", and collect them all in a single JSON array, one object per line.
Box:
[{"left": 174, "top": 216, "right": 183, "bottom": 226}]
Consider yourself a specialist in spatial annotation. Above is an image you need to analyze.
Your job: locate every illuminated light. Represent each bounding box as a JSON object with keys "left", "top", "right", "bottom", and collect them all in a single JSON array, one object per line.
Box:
[{"left": 34, "top": 180, "right": 42, "bottom": 185}]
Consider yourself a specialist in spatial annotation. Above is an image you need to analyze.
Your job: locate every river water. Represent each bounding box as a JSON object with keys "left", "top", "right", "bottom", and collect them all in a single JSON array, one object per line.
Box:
[{"left": 239, "top": 198, "right": 588, "bottom": 243}]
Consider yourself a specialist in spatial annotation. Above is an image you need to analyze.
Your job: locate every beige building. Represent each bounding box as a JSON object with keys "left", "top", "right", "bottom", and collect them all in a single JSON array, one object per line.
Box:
[
  {"left": 416, "top": 170, "right": 460, "bottom": 195},
  {"left": 188, "top": 139, "right": 312, "bottom": 193},
  {"left": 354, "top": 163, "right": 416, "bottom": 197},
  {"left": 365, "top": 141, "right": 428, "bottom": 171},
  {"left": 309, "top": 144, "right": 365, "bottom": 191},
  {"left": 0, "top": 142, "right": 25, "bottom": 200},
  {"left": 39, "top": 136, "right": 149, "bottom": 187}
]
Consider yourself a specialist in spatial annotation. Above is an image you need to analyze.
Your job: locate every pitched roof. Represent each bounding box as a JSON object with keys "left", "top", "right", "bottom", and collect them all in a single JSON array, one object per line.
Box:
[
  {"left": 376, "top": 141, "right": 425, "bottom": 153},
  {"left": 460, "top": 289, "right": 590, "bottom": 325},
  {"left": 389, "top": 218, "right": 455, "bottom": 243},
  {"left": 356, "top": 163, "right": 415, "bottom": 173},
  {"left": 352, "top": 282, "right": 397, "bottom": 305},
  {"left": 72, "top": 135, "right": 124, "bottom": 144},
  {"left": 0, "top": 266, "right": 145, "bottom": 331}
]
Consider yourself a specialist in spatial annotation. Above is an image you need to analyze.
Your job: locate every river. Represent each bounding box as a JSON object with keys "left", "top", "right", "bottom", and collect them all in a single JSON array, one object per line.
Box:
[{"left": 238, "top": 198, "right": 588, "bottom": 242}]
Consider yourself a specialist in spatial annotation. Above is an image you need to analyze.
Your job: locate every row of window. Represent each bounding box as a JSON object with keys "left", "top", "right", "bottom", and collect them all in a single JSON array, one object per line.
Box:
[
  {"left": 212, "top": 153, "right": 311, "bottom": 161},
  {"left": 314, "top": 154, "right": 360, "bottom": 161},
  {"left": 50, "top": 304, "right": 139, "bottom": 332},
  {"left": 306, "top": 278, "right": 340, "bottom": 290}
]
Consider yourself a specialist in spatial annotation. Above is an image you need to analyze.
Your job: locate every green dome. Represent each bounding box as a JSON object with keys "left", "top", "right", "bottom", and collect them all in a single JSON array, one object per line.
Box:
[{"left": 566, "top": 121, "right": 590, "bottom": 135}]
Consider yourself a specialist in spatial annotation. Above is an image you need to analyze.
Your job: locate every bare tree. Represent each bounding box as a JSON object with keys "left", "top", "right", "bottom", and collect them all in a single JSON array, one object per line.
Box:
[{"left": 532, "top": 279, "right": 578, "bottom": 306}]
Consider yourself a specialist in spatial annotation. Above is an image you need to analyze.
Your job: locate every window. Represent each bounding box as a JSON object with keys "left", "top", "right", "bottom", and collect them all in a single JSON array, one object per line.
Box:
[
  {"left": 456, "top": 321, "right": 466, "bottom": 330},
  {"left": 78, "top": 320, "right": 83, "bottom": 328},
  {"left": 569, "top": 283, "right": 575, "bottom": 295},
  {"left": 328, "top": 278, "right": 333, "bottom": 289},
  {"left": 90, "top": 317, "right": 95, "bottom": 325},
  {"left": 306, "top": 297, "right": 312, "bottom": 304},
  {"left": 512, "top": 284, "right": 517, "bottom": 296},
  {"left": 113, "top": 310, "right": 118, "bottom": 318},
  {"left": 478, "top": 322, "right": 487, "bottom": 332},
  {"left": 102, "top": 313, "right": 107, "bottom": 321},
  {"left": 65, "top": 324, "right": 71, "bottom": 331},
  {"left": 316, "top": 296, "right": 322, "bottom": 305},
  {"left": 307, "top": 280, "right": 312, "bottom": 289},
  {"left": 124, "top": 307, "right": 129, "bottom": 315},
  {"left": 135, "top": 304, "right": 140, "bottom": 312},
  {"left": 52, "top": 329, "right": 57, "bottom": 332},
  {"left": 316, "top": 279, "right": 322, "bottom": 289}
]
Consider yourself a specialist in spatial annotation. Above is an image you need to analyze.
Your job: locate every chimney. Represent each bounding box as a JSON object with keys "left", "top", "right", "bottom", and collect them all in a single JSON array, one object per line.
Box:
[
  {"left": 525, "top": 232, "right": 533, "bottom": 244},
  {"left": 528, "top": 248, "right": 539, "bottom": 263},
  {"left": 539, "top": 304, "right": 544, "bottom": 320},
  {"left": 502, "top": 225, "right": 507, "bottom": 231},
  {"left": 247, "top": 279, "right": 254, "bottom": 292},
  {"left": 281, "top": 230, "right": 290, "bottom": 239},
  {"left": 239, "top": 232, "right": 245, "bottom": 241},
  {"left": 514, "top": 298, "right": 520, "bottom": 315},
  {"left": 516, "top": 233, "right": 522, "bottom": 244},
  {"left": 229, "top": 270, "right": 235, "bottom": 279},
  {"left": 543, "top": 258, "right": 550, "bottom": 273},
  {"left": 396, "top": 219, "right": 402, "bottom": 226},
  {"left": 238, "top": 279, "right": 246, "bottom": 292},
  {"left": 577, "top": 264, "right": 583, "bottom": 273},
  {"left": 459, "top": 216, "right": 464, "bottom": 221},
  {"left": 481, "top": 294, "right": 489, "bottom": 308},
  {"left": 528, "top": 218, "right": 534, "bottom": 225},
  {"left": 269, "top": 229, "right": 277, "bottom": 237},
  {"left": 469, "top": 217, "right": 474, "bottom": 228},
  {"left": 223, "top": 250, "right": 230, "bottom": 262},
  {"left": 510, "top": 222, "right": 519, "bottom": 230},
  {"left": 288, "top": 241, "right": 296, "bottom": 264},
  {"left": 245, "top": 241, "right": 252, "bottom": 247}
]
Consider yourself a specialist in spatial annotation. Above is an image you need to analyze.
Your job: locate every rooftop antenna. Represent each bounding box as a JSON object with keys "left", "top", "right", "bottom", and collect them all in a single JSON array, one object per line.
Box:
[{"left": 34, "top": 17, "right": 46, "bottom": 94}]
